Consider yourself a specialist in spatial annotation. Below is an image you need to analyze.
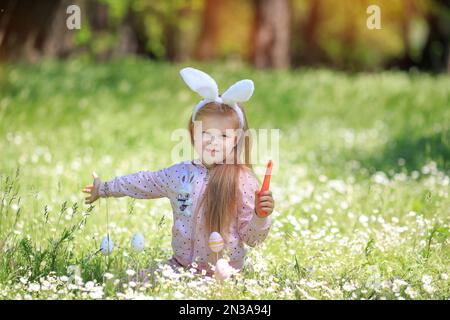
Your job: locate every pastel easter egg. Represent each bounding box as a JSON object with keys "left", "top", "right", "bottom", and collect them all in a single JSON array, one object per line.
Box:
[
  {"left": 208, "top": 232, "right": 224, "bottom": 253},
  {"left": 214, "top": 258, "right": 232, "bottom": 281},
  {"left": 100, "top": 235, "right": 114, "bottom": 256},
  {"left": 131, "top": 232, "right": 145, "bottom": 252}
]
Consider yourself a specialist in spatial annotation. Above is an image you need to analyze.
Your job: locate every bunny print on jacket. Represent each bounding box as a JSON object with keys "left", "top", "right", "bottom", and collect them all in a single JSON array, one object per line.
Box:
[{"left": 175, "top": 170, "right": 195, "bottom": 217}]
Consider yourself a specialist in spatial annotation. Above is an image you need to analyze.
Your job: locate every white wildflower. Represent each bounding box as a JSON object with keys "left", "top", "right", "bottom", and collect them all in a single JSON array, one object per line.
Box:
[
  {"left": 84, "top": 281, "right": 95, "bottom": 290},
  {"left": 126, "top": 269, "right": 136, "bottom": 277},
  {"left": 421, "top": 274, "right": 432, "bottom": 285},
  {"left": 359, "top": 215, "right": 368, "bottom": 224},
  {"left": 28, "top": 283, "right": 40, "bottom": 292},
  {"left": 423, "top": 284, "right": 435, "bottom": 294},
  {"left": 104, "top": 272, "right": 114, "bottom": 280},
  {"left": 392, "top": 279, "right": 408, "bottom": 293},
  {"left": 405, "top": 286, "right": 417, "bottom": 299},
  {"left": 343, "top": 282, "right": 356, "bottom": 292}
]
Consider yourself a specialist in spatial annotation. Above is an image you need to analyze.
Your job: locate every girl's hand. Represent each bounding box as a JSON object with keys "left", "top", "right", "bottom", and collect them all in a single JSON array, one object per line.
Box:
[
  {"left": 255, "top": 190, "right": 274, "bottom": 217},
  {"left": 82, "top": 171, "right": 102, "bottom": 204}
]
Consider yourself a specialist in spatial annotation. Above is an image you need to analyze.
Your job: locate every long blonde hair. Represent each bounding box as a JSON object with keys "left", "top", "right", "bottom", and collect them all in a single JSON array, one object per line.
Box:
[{"left": 188, "top": 102, "right": 255, "bottom": 243}]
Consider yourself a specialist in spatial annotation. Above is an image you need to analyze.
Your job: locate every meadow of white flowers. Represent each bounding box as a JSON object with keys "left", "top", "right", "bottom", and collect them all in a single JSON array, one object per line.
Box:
[{"left": 0, "top": 60, "right": 448, "bottom": 299}]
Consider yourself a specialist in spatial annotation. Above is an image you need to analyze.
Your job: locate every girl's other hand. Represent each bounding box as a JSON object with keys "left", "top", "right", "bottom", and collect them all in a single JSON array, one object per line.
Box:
[
  {"left": 255, "top": 190, "right": 274, "bottom": 217},
  {"left": 82, "top": 171, "right": 101, "bottom": 204}
]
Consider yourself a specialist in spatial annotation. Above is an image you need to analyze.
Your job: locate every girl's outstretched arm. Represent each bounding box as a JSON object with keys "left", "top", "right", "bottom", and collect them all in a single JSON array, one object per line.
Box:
[
  {"left": 83, "top": 164, "right": 179, "bottom": 204},
  {"left": 237, "top": 168, "right": 273, "bottom": 247},
  {"left": 97, "top": 168, "right": 171, "bottom": 199}
]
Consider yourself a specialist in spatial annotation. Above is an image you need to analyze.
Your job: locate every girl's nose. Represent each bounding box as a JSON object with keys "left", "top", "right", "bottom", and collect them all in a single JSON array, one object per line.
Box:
[{"left": 209, "top": 135, "right": 220, "bottom": 145}]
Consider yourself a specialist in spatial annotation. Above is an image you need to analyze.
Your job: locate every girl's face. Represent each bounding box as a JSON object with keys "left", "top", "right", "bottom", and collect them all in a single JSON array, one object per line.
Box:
[{"left": 194, "top": 114, "right": 240, "bottom": 167}]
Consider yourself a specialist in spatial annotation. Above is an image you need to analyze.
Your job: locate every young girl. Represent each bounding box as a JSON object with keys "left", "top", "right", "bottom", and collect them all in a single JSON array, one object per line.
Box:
[{"left": 82, "top": 67, "right": 274, "bottom": 276}]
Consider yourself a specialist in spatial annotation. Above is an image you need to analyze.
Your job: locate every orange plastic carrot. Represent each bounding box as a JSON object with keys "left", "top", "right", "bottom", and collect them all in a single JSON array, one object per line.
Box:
[{"left": 257, "top": 160, "right": 273, "bottom": 217}]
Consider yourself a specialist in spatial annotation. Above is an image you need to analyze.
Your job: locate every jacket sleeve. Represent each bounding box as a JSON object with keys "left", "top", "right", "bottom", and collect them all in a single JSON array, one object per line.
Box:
[
  {"left": 237, "top": 168, "right": 272, "bottom": 247},
  {"left": 97, "top": 166, "right": 173, "bottom": 199}
]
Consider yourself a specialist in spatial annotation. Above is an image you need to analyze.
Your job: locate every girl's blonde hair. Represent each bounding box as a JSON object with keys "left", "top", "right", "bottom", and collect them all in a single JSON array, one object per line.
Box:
[{"left": 188, "top": 102, "right": 256, "bottom": 244}]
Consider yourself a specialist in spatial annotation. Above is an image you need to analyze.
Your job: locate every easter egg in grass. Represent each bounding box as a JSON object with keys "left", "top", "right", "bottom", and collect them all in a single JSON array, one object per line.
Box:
[
  {"left": 131, "top": 232, "right": 145, "bottom": 252},
  {"left": 100, "top": 235, "right": 114, "bottom": 255},
  {"left": 215, "top": 258, "right": 232, "bottom": 281},
  {"left": 208, "top": 232, "right": 224, "bottom": 253}
]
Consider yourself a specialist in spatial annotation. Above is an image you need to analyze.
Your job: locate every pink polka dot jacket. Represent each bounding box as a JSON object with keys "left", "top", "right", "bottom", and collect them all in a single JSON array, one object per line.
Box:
[{"left": 97, "top": 159, "right": 272, "bottom": 272}]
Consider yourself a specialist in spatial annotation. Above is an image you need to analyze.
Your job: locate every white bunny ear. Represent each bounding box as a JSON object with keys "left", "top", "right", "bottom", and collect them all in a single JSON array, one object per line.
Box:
[
  {"left": 221, "top": 80, "right": 254, "bottom": 106},
  {"left": 179, "top": 67, "right": 219, "bottom": 101}
]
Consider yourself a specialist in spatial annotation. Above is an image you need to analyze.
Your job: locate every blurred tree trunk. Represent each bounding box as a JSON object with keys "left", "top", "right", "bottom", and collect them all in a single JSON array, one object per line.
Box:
[
  {"left": 0, "top": 0, "right": 16, "bottom": 54},
  {"left": 417, "top": 0, "right": 450, "bottom": 73},
  {"left": 0, "top": 0, "right": 63, "bottom": 62},
  {"left": 301, "top": 0, "right": 323, "bottom": 65},
  {"left": 171, "top": 5, "right": 192, "bottom": 62},
  {"left": 195, "top": 0, "right": 226, "bottom": 60},
  {"left": 87, "top": 1, "right": 148, "bottom": 61},
  {"left": 387, "top": 0, "right": 417, "bottom": 70},
  {"left": 164, "top": 5, "right": 192, "bottom": 62},
  {"left": 251, "top": 0, "right": 291, "bottom": 69},
  {"left": 341, "top": 1, "right": 358, "bottom": 70},
  {"left": 113, "top": 8, "right": 141, "bottom": 58},
  {"left": 388, "top": 0, "right": 450, "bottom": 73},
  {"left": 401, "top": 0, "right": 416, "bottom": 57},
  {"left": 42, "top": 0, "right": 79, "bottom": 58}
]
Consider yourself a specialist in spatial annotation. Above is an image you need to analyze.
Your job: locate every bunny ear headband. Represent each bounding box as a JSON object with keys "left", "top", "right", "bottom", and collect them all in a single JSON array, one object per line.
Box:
[{"left": 179, "top": 67, "right": 254, "bottom": 128}]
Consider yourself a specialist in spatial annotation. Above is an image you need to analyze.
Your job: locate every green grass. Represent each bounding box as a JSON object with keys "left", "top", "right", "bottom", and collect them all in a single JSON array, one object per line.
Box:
[{"left": 0, "top": 57, "right": 449, "bottom": 299}]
